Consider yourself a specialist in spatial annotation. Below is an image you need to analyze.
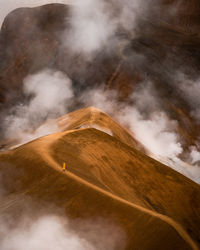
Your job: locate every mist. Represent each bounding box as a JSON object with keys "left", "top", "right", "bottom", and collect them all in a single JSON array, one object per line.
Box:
[
  {"left": 190, "top": 146, "right": 200, "bottom": 165},
  {"left": 62, "top": 0, "right": 149, "bottom": 59},
  {"left": 0, "top": 1, "right": 199, "bottom": 250},
  {"left": 3, "top": 69, "right": 74, "bottom": 146},
  {"left": 0, "top": 212, "right": 126, "bottom": 250},
  {"left": 65, "top": 0, "right": 117, "bottom": 56},
  {"left": 80, "top": 81, "right": 200, "bottom": 183},
  {"left": 175, "top": 72, "right": 200, "bottom": 122},
  {"left": 0, "top": 215, "right": 93, "bottom": 250},
  {"left": 0, "top": 0, "right": 199, "bottom": 185}
]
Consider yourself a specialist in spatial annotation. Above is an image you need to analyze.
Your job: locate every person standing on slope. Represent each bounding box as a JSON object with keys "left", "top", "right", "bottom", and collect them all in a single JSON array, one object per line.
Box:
[{"left": 62, "top": 162, "right": 66, "bottom": 172}]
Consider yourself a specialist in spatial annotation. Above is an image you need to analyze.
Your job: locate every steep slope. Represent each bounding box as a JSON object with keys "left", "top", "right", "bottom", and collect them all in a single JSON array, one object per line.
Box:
[
  {"left": 1, "top": 106, "right": 200, "bottom": 246},
  {"left": 57, "top": 106, "right": 144, "bottom": 150},
  {"left": 0, "top": 127, "right": 199, "bottom": 248},
  {"left": 46, "top": 128, "right": 200, "bottom": 246},
  {"left": 0, "top": 106, "right": 145, "bottom": 152}
]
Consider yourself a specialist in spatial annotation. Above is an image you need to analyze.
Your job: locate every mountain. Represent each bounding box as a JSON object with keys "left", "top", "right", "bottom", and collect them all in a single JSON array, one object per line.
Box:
[
  {"left": 57, "top": 106, "right": 144, "bottom": 150},
  {"left": 0, "top": 107, "right": 199, "bottom": 249},
  {"left": 0, "top": 2, "right": 200, "bottom": 249},
  {"left": 0, "top": 2, "right": 200, "bottom": 148},
  {"left": 0, "top": 106, "right": 145, "bottom": 152}
]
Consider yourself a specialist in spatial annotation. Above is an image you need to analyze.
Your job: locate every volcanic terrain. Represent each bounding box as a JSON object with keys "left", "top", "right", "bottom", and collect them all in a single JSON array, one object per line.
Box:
[
  {"left": 0, "top": 107, "right": 199, "bottom": 249},
  {"left": 0, "top": 1, "right": 200, "bottom": 249}
]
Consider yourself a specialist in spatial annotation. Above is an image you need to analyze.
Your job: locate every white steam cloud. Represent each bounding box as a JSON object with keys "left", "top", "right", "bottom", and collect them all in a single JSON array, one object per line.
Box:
[
  {"left": 175, "top": 73, "right": 200, "bottom": 122},
  {"left": 0, "top": 2, "right": 199, "bottom": 249},
  {"left": 63, "top": 0, "right": 146, "bottom": 57},
  {"left": 81, "top": 82, "right": 200, "bottom": 184},
  {"left": 0, "top": 215, "right": 126, "bottom": 250},
  {"left": 4, "top": 69, "right": 74, "bottom": 146},
  {"left": 67, "top": 0, "right": 117, "bottom": 55},
  {"left": 121, "top": 109, "right": 183, "bottom": 159},
  {"left": 1, "top": 216, "right": 93, "bottom": 250},
  {"left": 1, "top": 0, "right": 200, "bottom": 184},
  {"left": 189, "top": 146, "right": 200, "bottom": 165},
  {"left": 121, "top": 82, "right": 183, "bottom": 160}
]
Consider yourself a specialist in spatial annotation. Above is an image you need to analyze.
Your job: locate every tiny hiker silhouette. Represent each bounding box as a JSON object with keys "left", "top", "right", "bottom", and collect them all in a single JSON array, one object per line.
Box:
[{"left": 62, "top": 162, "right": 66, "bottom": 172}]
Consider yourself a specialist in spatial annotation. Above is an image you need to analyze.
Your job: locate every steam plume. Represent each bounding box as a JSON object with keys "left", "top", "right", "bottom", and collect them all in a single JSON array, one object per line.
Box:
[
  {"left": 81, "top": 82, "right": 200, "bottom": 183},
  {"left": 0, "top": 214, "right": 126, "bottom": 250},
  {"left": 3, "top": 69, "right": 74, "bottom": 145}
]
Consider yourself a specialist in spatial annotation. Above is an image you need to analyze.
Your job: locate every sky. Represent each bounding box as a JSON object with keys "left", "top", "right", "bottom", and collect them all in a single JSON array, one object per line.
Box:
[{"left": 0, "top": 0, "right": 73, "bottom": 27}]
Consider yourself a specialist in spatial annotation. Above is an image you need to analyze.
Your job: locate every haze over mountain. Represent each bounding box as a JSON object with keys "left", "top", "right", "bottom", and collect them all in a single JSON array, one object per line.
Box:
[
  {"left": 0, "top": 1, "right": 200, "bottom": 249},
  {"left": 0, "top": 106, "right": 200, "bottom": 249}
]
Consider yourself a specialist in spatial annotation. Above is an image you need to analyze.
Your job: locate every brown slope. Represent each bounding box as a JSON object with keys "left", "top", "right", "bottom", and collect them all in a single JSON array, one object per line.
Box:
[
  {"left": 57, "top": 106, "right": 144, "bottom": 151},
  {"left": 0, "top": 106, "right": 145, "bottom": 152},
  {"left": 46, "top": 128, "right": 200, "bottom": 246},
  {"left": 0, "top": 128, "right": 199, "bottom": 249},
  {"left": 0, "top": 129, "right": 197, "bottom": 250}
]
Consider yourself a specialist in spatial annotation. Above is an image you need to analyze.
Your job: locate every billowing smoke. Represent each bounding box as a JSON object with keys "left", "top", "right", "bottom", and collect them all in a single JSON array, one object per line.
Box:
[
  {"left": 62, "top": 0, "right": 148, "bottom": 58},
  {"left": 175, "top": 72, "right": 200, "bottom": 122},
  {"left": 119, "top": 86, "right": 200, "bottom": 182},
  {"left": 65, "top": 0, "right": 117, "bottom": 56},
  {"left": 0, "top": 216, "right": 93, "bottom": 250},
  {"left": 82, "top": 87, "right": 118, "bottom": 114},
  {"left": 0, "top": 2, "right": 199, "bottom": 250},
  {"left": 3, "top": 69, "right": 74, "bottom": 146},
  {"left": 1, "top": 0, "right": 200, "bottom": 183},
  {"left": 189, "top": 146, "right": 200, "bottom": 165},
  {"left": 0, "top": 214, "right": 126, "bottom": 250},
  {"left": 119, "top": 82, "right": 183, "bottom": 160},
  {"left": 81, "top": 82, "right": 183, "bottom": 159},
  {"left": 81, "top": 81, "right": 200, "bottom": 183},
  {"left": 121, "top": 109, "right": 183, "bottom": 159}
]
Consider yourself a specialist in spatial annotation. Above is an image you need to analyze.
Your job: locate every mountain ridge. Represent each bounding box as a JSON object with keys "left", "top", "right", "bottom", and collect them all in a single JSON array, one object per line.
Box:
[
  {"left": 0, "top": 114, "right": 200, "bottom": 247},
  {"left": 0, "top": 127, "right": 198, "bottom": 249}
]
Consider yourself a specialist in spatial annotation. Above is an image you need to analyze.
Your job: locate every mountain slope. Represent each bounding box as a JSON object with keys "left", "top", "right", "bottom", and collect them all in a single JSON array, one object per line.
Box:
[
  {"left": 45, "top": 128, "right": 200, "bottom": 245},
  {"left": 0, "top": 2, "right": 200, "bottom": 248},
  {"left": 0, "top": 126, "right": 199, "bottom": 249},
  {"left": 57, "top": 106, "right": 144, "bottom": 150},
  {"left": 0, "top": 106, "right": 200, "bottom": 246}
]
